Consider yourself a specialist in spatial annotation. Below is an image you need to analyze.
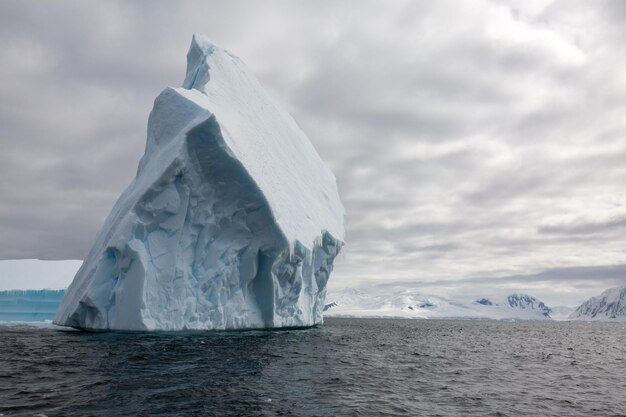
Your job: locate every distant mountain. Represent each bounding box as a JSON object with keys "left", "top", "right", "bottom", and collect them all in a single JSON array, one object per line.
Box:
[
  {"left": 476, "top": 298, "right": 493, "bottom": 306},
  {"left": 324, "top": 288, "right": 554, "bottom": 321},
  {"left": 323, "top": 302, "right": 338, "bottom": 311},
  {"left": 506, "top": 293, "right": 552, "bottom": 317},
  {"left": 569, "top": 286, "right": 626, "bottom": 322}
]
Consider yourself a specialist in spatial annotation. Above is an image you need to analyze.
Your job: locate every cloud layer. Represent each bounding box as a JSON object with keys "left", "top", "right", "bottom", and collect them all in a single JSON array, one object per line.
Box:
[{"left": 2, "top": 0, "right": 626, "bottom": 305}]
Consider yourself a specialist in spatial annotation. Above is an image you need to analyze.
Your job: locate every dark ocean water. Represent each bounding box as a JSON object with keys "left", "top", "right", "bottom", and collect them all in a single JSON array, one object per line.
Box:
[{"left": 1, "top": 318, "right": 625, "bottom": 417}]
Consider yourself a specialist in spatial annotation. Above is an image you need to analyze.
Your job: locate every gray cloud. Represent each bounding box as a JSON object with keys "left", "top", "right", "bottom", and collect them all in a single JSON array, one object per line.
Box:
[
  {"left": 1, "top": 1, "right": 626, "bottom": 305},
  {"left": 539, "top": 216, "right": 626, "bottom": 236}
]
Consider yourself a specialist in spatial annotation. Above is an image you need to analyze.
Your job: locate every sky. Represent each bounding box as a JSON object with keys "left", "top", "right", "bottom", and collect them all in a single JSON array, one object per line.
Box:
[{"left": 1, "top": 0, "right": 626, "bottom": 306}]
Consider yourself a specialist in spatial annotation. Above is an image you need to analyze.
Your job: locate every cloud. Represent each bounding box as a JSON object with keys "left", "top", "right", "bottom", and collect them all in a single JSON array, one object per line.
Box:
[
  {"left": 539, "top": 215, "right": 626, "bottom": 235},
  {"left": 1, "top": 1, "right": 626, "bottom": 304}
]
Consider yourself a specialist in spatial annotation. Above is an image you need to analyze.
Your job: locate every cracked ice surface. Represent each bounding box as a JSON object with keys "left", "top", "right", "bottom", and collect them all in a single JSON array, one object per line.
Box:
[{"left": 54, "top": 34, "right": 345, "bottom": 331}]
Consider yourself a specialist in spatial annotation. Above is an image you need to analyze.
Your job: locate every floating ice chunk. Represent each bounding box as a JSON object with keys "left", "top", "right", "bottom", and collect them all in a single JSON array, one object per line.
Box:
[{"left": 54, "top": 34, "right": 344, "bottom": 331}]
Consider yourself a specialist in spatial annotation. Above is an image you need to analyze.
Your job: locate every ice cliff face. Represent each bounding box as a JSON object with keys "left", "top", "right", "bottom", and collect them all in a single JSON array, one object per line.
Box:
[
  {"left": 569, "top": 287, "right": 626, "bottom": 322},
  {"left": 54, "top": 34, "right": 344, "bottom": 331}
]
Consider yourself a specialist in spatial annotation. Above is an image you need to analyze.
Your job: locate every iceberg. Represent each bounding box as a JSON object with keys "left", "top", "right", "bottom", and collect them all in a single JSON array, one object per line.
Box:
[{"left": 54, "top": 34, "right": 345, "bottom": 331}]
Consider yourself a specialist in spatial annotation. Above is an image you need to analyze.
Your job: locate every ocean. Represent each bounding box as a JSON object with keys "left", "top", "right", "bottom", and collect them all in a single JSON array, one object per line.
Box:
[{"left": 1, "top": 318, "right": 625, "bottom": 416}]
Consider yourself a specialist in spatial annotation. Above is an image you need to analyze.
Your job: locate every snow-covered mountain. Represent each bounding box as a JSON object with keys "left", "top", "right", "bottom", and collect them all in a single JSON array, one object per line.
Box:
[
  {"left": 476, "top": 298, "right": 494, "bottom": 306},
  {"left": 324, "top": 288, "right": 554, "bottom": 321},
  {"left": 505, "top": 293, "right": 552, "bottom": 317},
  {"left": 569, "top": 286, "right": 626, "bottom": 322}
]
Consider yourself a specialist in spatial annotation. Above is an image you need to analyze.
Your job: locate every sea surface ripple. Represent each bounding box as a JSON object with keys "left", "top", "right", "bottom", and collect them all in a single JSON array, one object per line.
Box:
[{"left": 1, "top": 318, "right": 625, "bottom": 416}]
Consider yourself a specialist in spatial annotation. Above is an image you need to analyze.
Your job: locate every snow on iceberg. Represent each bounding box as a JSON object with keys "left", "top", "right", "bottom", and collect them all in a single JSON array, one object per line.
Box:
[{"left": 54, "top": 34, "right": 345, "bottom": 331}]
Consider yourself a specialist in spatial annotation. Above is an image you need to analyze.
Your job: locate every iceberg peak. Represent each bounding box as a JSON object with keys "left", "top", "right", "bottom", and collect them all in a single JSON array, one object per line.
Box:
[{"left": 182, "top": 33, "right": 217, "bottom": 91}]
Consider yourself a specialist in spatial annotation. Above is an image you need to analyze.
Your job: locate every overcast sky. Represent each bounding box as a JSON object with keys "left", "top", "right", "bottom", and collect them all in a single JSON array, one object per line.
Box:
[{"left": 2, "top": 0, "right": 626, "bottom": 306}]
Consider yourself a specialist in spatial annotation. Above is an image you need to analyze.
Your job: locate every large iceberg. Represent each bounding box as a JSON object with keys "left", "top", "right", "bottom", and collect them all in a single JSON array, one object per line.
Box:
[{"left": 54, "top": 34, "right": 345, "bottom": 331}]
